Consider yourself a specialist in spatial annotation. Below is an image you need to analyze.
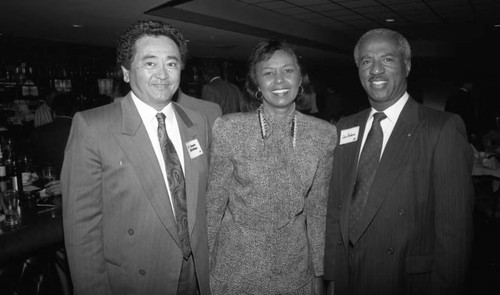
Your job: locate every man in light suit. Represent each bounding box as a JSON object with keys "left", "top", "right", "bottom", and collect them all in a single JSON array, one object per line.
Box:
[
  {"left": 324, "top": 28, "right": 474, "bottom": 295},
  {"left": 62, "top": 20, "right": 211, "bottom": 295}
]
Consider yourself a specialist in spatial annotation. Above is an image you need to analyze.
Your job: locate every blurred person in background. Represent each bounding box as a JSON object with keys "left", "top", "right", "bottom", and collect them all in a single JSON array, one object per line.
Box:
[
  {"left": 34, "top": 87, "right": 57, "bottom": 127},
  {"left": 201, "top": 59, "right": 242, "bottom": 114},
  {"left": 31, "top": 92, "right": 76, "bottom": 177},
  {"left": 175, "top": 88, "right": 222, "bottom": 129},
  {"left": 295, "top": 73, "right": 319, "bottom": 116},
  {"left": 445, "top": 77, "right": 478, "bottom": 143},
  {"left": 29, "top": 91, "right": 76, "bottom": 295}
]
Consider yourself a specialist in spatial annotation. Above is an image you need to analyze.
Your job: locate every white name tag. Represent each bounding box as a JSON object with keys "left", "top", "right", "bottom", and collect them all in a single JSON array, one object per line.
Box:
[
  {"left": 185, "top": 139, "right": 203, "bottom": 159},
  {"left": 339, "top": 126, "right": 360, "bottom": 145}
]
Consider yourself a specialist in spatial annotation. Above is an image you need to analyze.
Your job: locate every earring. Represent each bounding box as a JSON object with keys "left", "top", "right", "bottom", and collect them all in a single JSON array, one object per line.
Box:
[
  {"left": 254, "top": 90, "right": 263, "bottom": 100},
  {"left": 297, "top": 86, "right": 304, "bottom": 96}
]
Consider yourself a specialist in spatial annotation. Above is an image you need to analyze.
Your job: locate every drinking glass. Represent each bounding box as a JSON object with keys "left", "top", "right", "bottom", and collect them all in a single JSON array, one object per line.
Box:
[
  {"left": 42, "top": 166, "right": 57, "bottom": 182},
  {"left": 1, "top": 190, "right": 21, "bottom": 226}
]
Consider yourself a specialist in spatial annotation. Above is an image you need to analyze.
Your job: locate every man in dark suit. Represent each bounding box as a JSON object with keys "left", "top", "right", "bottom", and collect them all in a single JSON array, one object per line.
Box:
[
  {"left": 31, "top": 93, "right": 76, "bottom": 174},
  {"left": 445, "top": 79, "right": 477, "bottom": 140},
  {"left": 62, "top": 20, "right": 211, "bottom": 295},
  {"left": 324, "top": 28, "right": 474, "bottom": 295},
  {"left": 201, "top": 59, "right": 241, "bottom": 114}
]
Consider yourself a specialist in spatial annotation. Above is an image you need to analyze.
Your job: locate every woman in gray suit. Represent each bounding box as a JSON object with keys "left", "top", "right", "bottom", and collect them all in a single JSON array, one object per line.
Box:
[{"left": 206, "top": 39, "right": 337, "bottom": 295}]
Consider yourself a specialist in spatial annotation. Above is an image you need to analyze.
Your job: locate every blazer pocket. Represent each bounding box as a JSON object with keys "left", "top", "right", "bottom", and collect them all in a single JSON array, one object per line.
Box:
[{"left": 405, "top": 255, "right": 433, "bottom": 274}]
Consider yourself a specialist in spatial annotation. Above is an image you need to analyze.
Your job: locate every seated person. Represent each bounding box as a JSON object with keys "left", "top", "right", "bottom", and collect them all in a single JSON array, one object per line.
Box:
[
  {"left": 34, "top": 88, "right": 57, "bottom": 127},
  {"left": 483, "top": 131, "right": 500, "bottom": 155},
  {"left": 30, "top": 93, "right": 76, "bottom": 197}
]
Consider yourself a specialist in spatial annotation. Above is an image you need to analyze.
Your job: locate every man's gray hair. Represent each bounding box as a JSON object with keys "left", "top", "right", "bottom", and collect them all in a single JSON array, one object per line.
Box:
[{"left": 353, "top": 28, "right": 411, "bottom": 66}]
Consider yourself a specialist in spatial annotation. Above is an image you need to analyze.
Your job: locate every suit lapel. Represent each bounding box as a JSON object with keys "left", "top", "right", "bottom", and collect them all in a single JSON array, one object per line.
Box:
[
  {"left": 339, "top": 110, "right": 370, "bottom": 247},
  {"left": 114, "top": 94, "right": 181, "bottom": 247},
  {"left": 351, "top": 98, "right": 422, "bottom": 245},
  {"left": 173, "top": 103, "right": 200, "bottom": 236}
]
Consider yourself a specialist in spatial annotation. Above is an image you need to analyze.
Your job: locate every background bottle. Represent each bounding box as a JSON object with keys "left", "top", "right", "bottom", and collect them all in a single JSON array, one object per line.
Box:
[
  {"left": 9, "top": 154, "right": 18, "bottom": 192},
  {"left": 20, "top": 154, "right": 33, "bottom": 186},
  {"left": 0, "top": 146, "right": 7, "bottom": 193}
]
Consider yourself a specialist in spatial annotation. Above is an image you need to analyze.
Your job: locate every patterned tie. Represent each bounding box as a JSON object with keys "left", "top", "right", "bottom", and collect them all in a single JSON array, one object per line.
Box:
[
  {"left": 156, "top": 113, "right": 192, "bottom": 259},
  {"left": 349, "top": 112, "right": 386, "bottom": 243}
]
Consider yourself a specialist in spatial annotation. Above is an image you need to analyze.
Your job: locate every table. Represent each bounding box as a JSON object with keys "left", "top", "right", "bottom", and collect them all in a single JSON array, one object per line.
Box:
[
  {"left": 473, "top": 165, "right": 500, "bottom": 179},
  {"left": 0, "top": 206, "right": 63, "bottom": 266},
  {"left": 473, "top": 164, "right": 500, "bottom": 220},
  {"left": 0, "top": 202, "right": 68, "bottom": 295}
]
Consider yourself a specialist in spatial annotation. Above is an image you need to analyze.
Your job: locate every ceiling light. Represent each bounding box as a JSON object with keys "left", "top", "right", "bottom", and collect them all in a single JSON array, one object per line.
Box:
[
  {"left": 72, "top": 24, "right": 83, "bottom": 28},
  {"left": 385, "top": 18, "right": 395, "bottom": 22},
  {"left": 494, "top": 24, "right": 500, "bottom": 28}
]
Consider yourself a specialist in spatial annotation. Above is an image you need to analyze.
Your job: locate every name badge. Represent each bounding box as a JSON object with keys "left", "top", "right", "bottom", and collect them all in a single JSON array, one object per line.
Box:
[
  {"left": 185, "top": 139, "right": 203, "bottom": 159},
  {"left": 339, "top": 126, "right": 360, "bottom": 145}
]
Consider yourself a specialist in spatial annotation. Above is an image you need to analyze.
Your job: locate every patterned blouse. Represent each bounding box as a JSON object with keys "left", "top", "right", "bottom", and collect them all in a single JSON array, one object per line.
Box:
[{"left": 207, "top": 105, "right": 337, "bottom": 294}]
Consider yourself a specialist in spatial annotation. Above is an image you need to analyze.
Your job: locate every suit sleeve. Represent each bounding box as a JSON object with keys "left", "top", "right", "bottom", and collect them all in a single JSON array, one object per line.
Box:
[
  {"left": 306, "top": 125, "right": 337, "bottom": 277},
  {"left": 431, "top": 114, "right": 474, "bottom": 294},
  {"left": 206, "top": 118, "right": 232, "bottom": 264},
  {"left": 61, "top": 113, "right": 111, "bottom": 295}
]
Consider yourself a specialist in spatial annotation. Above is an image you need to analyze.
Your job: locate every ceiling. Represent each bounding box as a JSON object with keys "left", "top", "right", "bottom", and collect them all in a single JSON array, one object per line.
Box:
[{"left": 1, "top": 0, "right": 499, "bottom": 67}]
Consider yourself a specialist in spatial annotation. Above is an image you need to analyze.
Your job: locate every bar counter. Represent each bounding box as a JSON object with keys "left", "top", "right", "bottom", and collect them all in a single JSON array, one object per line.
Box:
[
  {"left": 0, "top": 200, "right": 70, "bottom": 295},
  {"left": 0, "top": 206, "right": 63, "bottom": 265}
]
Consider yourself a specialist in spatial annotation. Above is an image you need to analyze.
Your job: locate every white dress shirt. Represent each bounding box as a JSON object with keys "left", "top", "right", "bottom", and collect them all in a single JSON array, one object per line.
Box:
[
  {"left": 131, "top": 92, "right": 185, "bottom": 217},
  {"left": 359, "top": 92, "right": 409, "bottom": 160}
]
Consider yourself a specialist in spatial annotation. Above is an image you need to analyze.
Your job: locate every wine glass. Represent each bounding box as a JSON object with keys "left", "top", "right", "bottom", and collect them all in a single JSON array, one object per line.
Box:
[{"left": 42, "top": 166, "right": 57, "bottom": 183}]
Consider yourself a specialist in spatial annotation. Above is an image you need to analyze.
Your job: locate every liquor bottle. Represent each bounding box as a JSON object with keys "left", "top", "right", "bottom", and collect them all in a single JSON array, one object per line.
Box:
[
  {"left": 6, "top": 153, "right": 24, "bottom": 198},
  {"left": 0, "top": 146, "right": 7, "bottom": 193},
  {"left": 20, "top": 155, "right": 33, "bottom": 187},
  {"left": 9, "top": 153, "right": 18, "bottom": 192}
]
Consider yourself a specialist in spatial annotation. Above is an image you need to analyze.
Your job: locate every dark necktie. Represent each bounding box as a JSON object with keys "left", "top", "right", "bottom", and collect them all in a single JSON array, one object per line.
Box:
[
  {"left": 349, "top": 112, "right": 386, "bottom": 243},
  {"left": 156, "top": 113, "right": 192, "bottom": 259}
]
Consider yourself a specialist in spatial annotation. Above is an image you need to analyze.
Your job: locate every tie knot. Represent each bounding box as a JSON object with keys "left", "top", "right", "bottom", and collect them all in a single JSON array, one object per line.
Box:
[
  {"left": 156, "top": 112, "right": 166, "bottom": 124},
  {"left": 372, "top": 112, "right": 386, "bottom": 123}
]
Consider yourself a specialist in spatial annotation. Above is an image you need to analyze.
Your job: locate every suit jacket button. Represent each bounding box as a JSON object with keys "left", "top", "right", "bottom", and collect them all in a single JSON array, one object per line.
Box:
[
  {"left": 338, "top": 203, "right": 342, "bottom": 209},
  {"left": 337, "top": 238, "right": 342, "bottom": 246},
  {"left": 139, "top": 269, "right": 146, "bottom": 275},
  {"left": 399, "top": 209, "right": 406, "bottom": 215},
  {"left": 386, "top": 248, "right": 395, "bottom": 255},
  {"left": 128, "top": 229, "right": 134, "bottom": 235}
]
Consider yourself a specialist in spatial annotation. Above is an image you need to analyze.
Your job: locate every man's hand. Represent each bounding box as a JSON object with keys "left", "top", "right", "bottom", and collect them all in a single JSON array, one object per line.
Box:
[{"left": 313, "top": 276, "right": 326, "bottom": 295}]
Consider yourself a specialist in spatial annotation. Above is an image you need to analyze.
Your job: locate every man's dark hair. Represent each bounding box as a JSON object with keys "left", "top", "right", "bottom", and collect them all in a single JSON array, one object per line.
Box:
[{"left": 116, "top": 20, "right": 188, "bottom": 70}]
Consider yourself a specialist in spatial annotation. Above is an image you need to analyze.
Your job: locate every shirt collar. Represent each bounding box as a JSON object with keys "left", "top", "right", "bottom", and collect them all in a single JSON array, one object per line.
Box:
[
  {"left": 369, "top": 92, "right": 409, "bottom": 125},
  {"left": 131, "top": 91, "right": 175, "bottom": 125},
  {"left": 209, "top": 76, "right": 221, "bottom": 83}
]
